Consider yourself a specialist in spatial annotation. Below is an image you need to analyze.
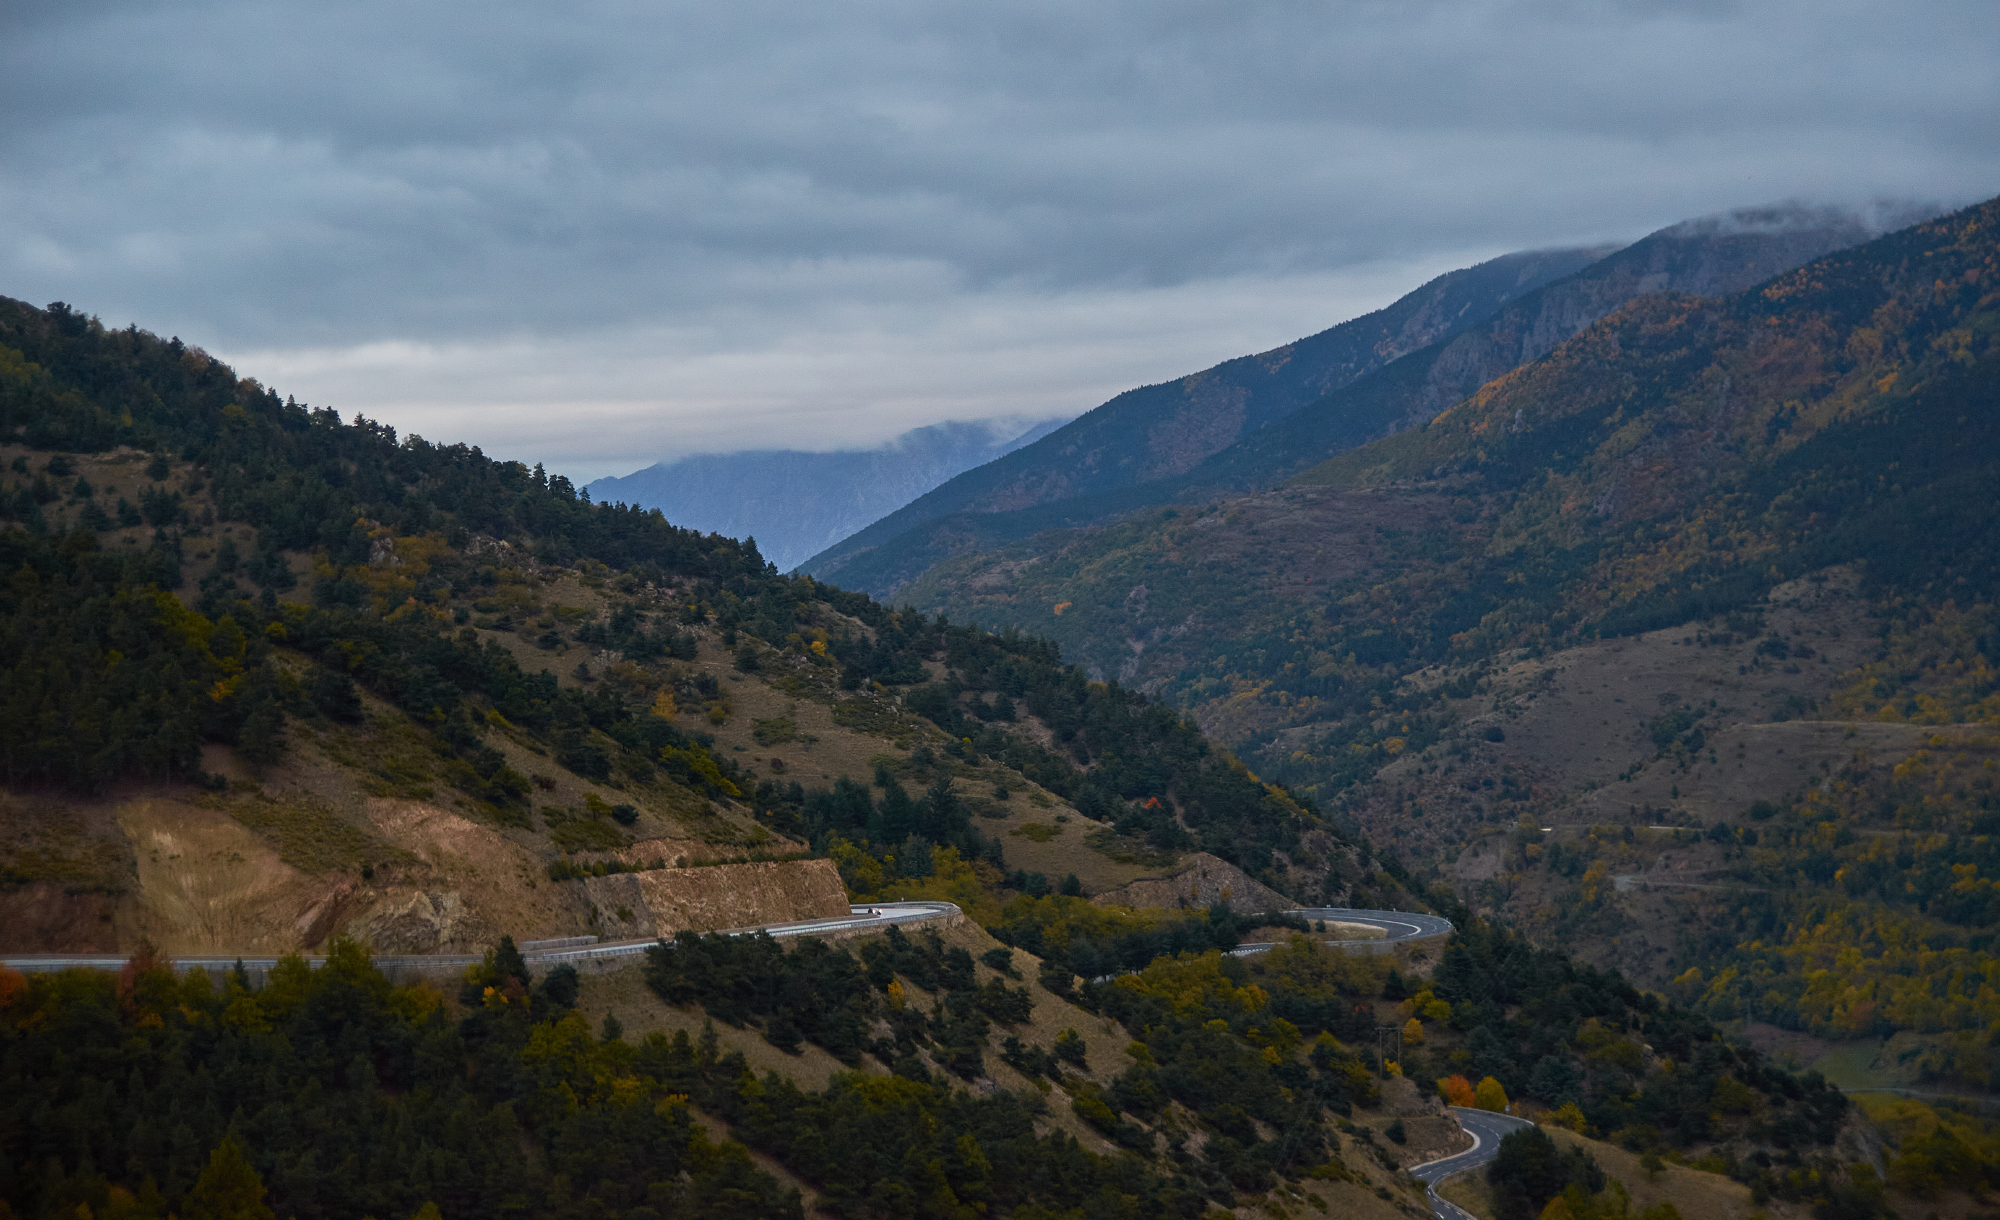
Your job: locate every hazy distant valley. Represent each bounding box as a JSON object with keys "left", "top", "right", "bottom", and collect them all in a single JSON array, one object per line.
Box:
[{"left": 587, "top": 416, "right": 1067, "bottom": 572}]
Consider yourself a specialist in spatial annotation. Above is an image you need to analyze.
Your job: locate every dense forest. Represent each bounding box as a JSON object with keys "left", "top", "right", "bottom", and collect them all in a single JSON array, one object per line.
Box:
[
  {"left": 0, "top": 936, "right": 1217, "bottom": 1219},
  {"left": 2, "top": 898, "right": 1875, "bottom": 1220},
  {"left": 0, "top": 293, "right": 1328, "bottom": 889}
]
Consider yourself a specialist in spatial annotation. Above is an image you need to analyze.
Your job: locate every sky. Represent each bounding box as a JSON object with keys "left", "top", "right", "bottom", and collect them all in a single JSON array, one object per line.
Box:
[{"left": 4, "top": 0, "right": 1996, "bottom": 483}]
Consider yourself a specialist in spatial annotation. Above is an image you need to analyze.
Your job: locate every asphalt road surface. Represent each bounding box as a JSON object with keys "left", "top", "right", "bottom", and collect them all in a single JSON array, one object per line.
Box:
[
  {"left": 1073, "top": 907, "right": 1453, "bottom": 982},
  {"left": 5, "top": 898, "right": 1443, "bottom": 975},
  {"left": 0, "top": 901, "right": 961, "bottom": 974},
  {"left": 1229, "top": 907, "right": 1455, "bottom": 959},
  {"left": 1411, "top": 1105, "right": 1536, "bottom": 1220}
]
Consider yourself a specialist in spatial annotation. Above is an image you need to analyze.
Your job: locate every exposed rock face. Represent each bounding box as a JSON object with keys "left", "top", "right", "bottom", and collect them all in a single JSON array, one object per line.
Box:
[
  {"left": 584, "top": 859, "right": 850, "bottom": 937},
  {"left": 115, "top": 799, "right": 346, "bottom": 957},
  {"left": 613, "top": 837, "right": 719, "bottom": 869},
  {"left": 1090, "top": 852, "right": 1292, "bottom": 914},
  {"left": 348, "top": 889, "right": 470, "bottom": 954}
]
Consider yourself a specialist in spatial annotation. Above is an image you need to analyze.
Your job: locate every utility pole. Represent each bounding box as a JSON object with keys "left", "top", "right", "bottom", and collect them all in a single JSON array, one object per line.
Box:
[{"left": 1375, "top": 1024, "right": 1403, "bottom": 1075}]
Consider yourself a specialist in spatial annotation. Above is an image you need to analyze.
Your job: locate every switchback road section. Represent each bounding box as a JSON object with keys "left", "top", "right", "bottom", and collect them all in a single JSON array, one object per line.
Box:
[
  {"left": 1410, "top": 1105, "right": 1536, "bottom": 1220},
  {"left": 1229, "top": 907, "right": 1455, "bottom": 960},
  {"left": 0, "top": 901, "right": 961, "bottom": 976},
  {"left": 1082, "top": 906, "right": 1454, "bottom": 983}
]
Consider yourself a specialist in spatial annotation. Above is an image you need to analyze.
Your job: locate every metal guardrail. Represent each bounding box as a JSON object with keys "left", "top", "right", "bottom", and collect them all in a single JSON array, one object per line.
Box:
[
  {"left": 1227, "top": 908, "right": 1455, "bottom": 958},
  {"left": 3, "top": 903, "right": 1440, "bottom": 975},
  {"left": 1086, "top": 907, "right": 1454, "bottom": 983},
  {"left": 518, "top": 935, "right": 600, "bottom": 951},
  {"left": 0, "top": 902, "right": 963, "bottom": 976}
]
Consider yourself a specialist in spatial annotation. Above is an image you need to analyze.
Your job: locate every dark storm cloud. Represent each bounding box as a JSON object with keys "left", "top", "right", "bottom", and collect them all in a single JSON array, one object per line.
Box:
[{"left": 1, "top": 0, "right": 1994, "bottom": 471}]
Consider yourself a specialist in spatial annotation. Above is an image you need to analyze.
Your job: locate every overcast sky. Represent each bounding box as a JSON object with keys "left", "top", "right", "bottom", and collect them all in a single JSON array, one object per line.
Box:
[{"left": 4, "top": 0, "right": 1995, "bottom": 481}]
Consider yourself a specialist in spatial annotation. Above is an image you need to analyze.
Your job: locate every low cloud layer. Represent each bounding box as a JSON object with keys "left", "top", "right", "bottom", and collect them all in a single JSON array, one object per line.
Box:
[{"left": 4, "top": 0, "right": 1994, "bottom": 479}]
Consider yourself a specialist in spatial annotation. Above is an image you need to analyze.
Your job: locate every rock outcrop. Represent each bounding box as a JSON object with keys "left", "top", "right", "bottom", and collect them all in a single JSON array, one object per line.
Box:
[
  {"left": 584, "top": 858, "right": 850, "bottom": 937},
  {"left": 1090, "top": 852, "right": 1292, "bottom": 914},
  {"left": 347, "top": 889, "right": 472, "bottom": 954}
]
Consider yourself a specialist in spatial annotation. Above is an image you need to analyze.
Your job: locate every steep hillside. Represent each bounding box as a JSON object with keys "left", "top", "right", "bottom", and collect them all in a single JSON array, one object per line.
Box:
[
  {"left": 900, "top": 194, "right": 1999, "bottom": 896},
  {"left": 801, "top": 244, "right": 1613, "bottom": 589},
  {"left": 1438, "top": 602, "right": 2000, "bottom": 1033},
  {"left": 1185, "top": 202, "right": 1929, "bottom": 495},
  {"left": 0, "top": 279, "right": 1939, "bottom": 1220},
  {"left": 813, "top": 203, "right": 1919, "bottom": 599},
  {"left": 0, "top": 293, "right": 1436, "bottom": 958},
  {"left": 886, "top": 195, "right": 2000, "bottom": 1171},
  {"left": 586, "top": 416, "right": 1066, "bottom": 571},
  {"left": 3, "top": 897, "right": 1868, "bottom": 1220}
]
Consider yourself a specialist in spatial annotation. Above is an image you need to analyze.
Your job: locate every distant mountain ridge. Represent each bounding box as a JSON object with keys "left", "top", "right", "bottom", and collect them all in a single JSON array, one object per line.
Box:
[
  {"left": 805, "top": 202, "right": 1938, "bottom": 598},
  {"left": 890, "top": 193, "right": 2000, "bottom": 1036},
  {"left": 586, "top": 416, "right": 1065, "bottom": 571},
  {"left": 898, "top": 193, "right": 1999, "bottom": 749},
  {"left": 1175, "top": 201, "right": 1943, "bottom": 495},
  {"left": 799, "top": 244, "right": 1615, "bottom": 584}
]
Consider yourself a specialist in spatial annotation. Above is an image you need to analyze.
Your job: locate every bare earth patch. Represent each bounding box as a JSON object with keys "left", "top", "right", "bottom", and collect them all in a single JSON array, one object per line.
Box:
[{"left": 115, "top": 797, "right": 342, "bottom": 955}]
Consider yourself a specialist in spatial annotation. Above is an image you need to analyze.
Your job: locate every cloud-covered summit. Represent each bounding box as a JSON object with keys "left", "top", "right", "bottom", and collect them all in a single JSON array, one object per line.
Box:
[{"left": 3, "top": 0, "right": 1994, "bottom": 478}]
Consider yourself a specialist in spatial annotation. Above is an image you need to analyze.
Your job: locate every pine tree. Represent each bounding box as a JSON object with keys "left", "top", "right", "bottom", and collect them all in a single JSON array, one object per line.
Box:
[{"left": 180, "top": 1139, "right": 274, "bottom": 1220}]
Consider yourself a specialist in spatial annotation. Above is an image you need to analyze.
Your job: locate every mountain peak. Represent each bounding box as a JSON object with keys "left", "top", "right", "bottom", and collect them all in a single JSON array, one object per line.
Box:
[
  {"left": 586, "top": 415, "right": 1066, "bottom": 571},
  {"left": 1656, "top": 197, "right": 1943, "bottom": 241}
]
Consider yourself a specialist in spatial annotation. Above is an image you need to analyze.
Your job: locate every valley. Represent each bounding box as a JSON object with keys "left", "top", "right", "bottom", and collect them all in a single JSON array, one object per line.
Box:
[{"left": 4, "top": 193, "right": 1999, "bottom": 1220}]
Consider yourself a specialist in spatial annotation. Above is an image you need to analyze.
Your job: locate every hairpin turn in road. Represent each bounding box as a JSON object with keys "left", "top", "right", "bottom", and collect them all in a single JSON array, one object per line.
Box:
[
  {"left": 1228, "top": 907, "right": 1455, "bottom": 959},
  {"left": 1410, "top": 1105, "right": 1537, "bottom": 1220}
]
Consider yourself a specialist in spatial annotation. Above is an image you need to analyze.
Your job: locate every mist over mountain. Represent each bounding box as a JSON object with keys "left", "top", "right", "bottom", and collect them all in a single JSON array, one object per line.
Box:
[
  {"left": 5, "top": 180, "right": 1998, "bottom": 1220},
  {"left": 799, "top": 243, "right": 1614, "bottom": 587},
  {"left": 586, "top": 416, "right": 1066, "bottom": 571},
  {"left": 868, "top": 200, "right": 2000, "bottom": 1124},
  {"left": 805, "top": 201, "right": 1940, "bottom": 599},
  {"left": 906, "top": 194, "right": 1997, "bottom": 696}
]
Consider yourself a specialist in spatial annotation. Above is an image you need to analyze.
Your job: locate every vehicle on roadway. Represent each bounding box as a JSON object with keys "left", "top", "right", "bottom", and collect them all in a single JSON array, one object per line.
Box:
[
  {"left": 0, "top": 902, "right": 962, "bottom": 976},
  {"left": 4, "top": 903, "right": 1451, "bottom": 976}
]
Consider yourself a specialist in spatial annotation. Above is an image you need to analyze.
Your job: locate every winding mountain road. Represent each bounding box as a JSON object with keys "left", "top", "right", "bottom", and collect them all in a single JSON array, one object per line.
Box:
[
  {"left": 1410, "top": 1106, "right": 1536, "bottom": 1220},
  {"left": 1227, "top": 907, "right": 1456, "bottom": 960},
  {"left": 8, "top": 897, "right": 1477, "bottom": 1209},
  {"left": 0, "top": 901, "right": 962, "bottom": 975},
  {"left": 4, "top": 903, "right": 1451, "bottom": 976}
]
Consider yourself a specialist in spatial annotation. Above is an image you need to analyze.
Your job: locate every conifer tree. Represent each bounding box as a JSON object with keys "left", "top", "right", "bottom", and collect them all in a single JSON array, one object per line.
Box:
[{"left": 181, "top": 1139, "right": 273, "bottom": 1220}]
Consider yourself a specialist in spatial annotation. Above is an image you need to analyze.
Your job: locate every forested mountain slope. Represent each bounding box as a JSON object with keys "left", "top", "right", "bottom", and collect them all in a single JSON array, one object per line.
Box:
[
  {"left": 586, "top": 416, "right": 1066, "bottom": 572},
  {"left": 1182, "top": 201, "right": 1929, "bottom": 496},
  {"left": 902, "top": 194, "right": 1999, "bottom": 904},
  {"left": 3, "top": 892, "right": 1862, "bottom": 1220},
  {"left": 810, "top": 204, "right": 1919, "bottom": 599},
  {"left": 0, "top": 267, "right": 1951, "bottom": 1220},
  {"left": 883, "top": 197, "right": 2000, "bottom": 1164},
  {"left": 800, "top": 244, "right": 1614, "bottom": 588},
  {"left": 0, "top": 290, "right": 1406, "bottom": 961}
]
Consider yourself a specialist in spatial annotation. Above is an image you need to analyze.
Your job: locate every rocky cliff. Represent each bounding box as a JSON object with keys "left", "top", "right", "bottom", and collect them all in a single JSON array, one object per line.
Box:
[{"left": 584, "top": 858, "right": 851, "bottom": 937}]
